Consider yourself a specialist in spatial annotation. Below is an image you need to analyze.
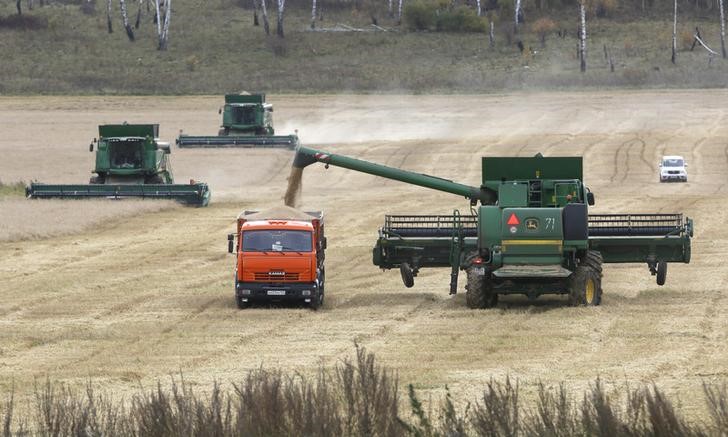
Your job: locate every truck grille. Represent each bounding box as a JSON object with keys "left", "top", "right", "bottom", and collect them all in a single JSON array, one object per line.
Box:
[{"left": 254, "top": 272, "right": 300, "bottom": 281}]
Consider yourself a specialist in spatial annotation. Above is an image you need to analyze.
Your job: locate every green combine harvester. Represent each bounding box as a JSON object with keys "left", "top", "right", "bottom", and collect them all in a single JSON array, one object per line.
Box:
[
  {"left": 292, "top": 146, "right": 693, "bottom": 307},
  {"left": 176, "top": 94, "right": 298, "bottom": 149},
  {"left": 27, "top": 124, "right": 211, "bottom": 207}
]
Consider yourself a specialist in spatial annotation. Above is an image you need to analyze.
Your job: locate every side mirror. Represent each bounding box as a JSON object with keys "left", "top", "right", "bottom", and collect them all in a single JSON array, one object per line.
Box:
[
  {"left": 586, "top": 192, "right": 595, "bottom": 206},
  {"left": 684, "top": 163, "right": 688, "bottom": 167},
  {"left": 227, "top": 234, "right": 235, "bottom": 254}
]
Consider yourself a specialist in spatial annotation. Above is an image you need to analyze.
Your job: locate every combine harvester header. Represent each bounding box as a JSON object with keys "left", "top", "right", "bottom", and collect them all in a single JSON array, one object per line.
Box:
[
  {"left": 176, "top": 93, "right": 299, "bottom": 149},
  {"left": 27, "top": 123, "right": 211, "bottom": 207},
  {"left": 291, "top": 145, "right": 693, "bottom": 308}
]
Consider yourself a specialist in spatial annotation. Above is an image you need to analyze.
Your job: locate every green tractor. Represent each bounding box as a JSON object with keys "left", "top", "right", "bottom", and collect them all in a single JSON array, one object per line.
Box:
[
  {"left": 27, "top": 124, "right": 211, "bottom": 207},
  {"left": 176, "top": 94, "right": 299, "bottom": 149},
  {"left": 292, "top": 146, "right": 693, "bottom": 307}
]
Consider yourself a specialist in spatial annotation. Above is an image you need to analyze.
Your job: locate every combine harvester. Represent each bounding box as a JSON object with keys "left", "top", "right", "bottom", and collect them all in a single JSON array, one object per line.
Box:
[
  {"left": 291, "top": 146, "right": 693, "bottom": 308},
  {"left": 27, "top": 124, "right": 211, "bottom": 207},
  {"left": 176, "top": 94, "right": 298, "bottom": 149}
]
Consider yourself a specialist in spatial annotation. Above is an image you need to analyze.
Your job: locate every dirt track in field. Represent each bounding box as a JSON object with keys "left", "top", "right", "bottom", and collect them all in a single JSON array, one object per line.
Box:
[{"left": 0, "top": 92, "right": 726, "bottom": 415}]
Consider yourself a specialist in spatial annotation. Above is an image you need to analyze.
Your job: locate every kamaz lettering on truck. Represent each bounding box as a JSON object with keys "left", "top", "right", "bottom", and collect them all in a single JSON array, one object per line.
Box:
[{"left": 228, "top": 209, "right": 326, "bottom": 309}]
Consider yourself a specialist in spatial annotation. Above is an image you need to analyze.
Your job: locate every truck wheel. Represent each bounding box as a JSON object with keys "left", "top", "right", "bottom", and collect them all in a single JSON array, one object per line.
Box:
[
  {"left": 400, "top": 263, "right": 415, "bottom": 288},
  {"left": 568, "top": 251, "right": 603, "bottom": 306},
  {"left": 235, "top": 296, "right": 248, "bottom": 309},
  {"left": 310, "top": 291, "right": 323, "bottom": 311},
  {"left": 465, "top": 267, "right": 498, "bottom": 309},
  {"left": 656, "top": 261, "right": 667, "bottom": 286}
]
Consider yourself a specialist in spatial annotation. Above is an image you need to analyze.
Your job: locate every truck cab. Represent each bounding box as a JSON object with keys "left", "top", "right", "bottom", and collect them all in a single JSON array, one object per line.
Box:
[{"left": 228, "top": 211, "right": 325, "bottom": 309}]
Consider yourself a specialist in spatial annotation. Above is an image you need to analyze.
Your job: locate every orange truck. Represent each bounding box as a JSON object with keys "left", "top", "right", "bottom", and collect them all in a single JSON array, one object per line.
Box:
[{"left": 227, "top": 209, "right": 326, "bottom": 309}]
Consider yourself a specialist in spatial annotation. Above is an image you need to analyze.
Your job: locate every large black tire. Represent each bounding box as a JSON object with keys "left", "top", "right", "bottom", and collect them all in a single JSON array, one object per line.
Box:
[
  {"left": 400, "top": 263, "right": 415, "bottom": 288},
  {"left": 568, "top": 250, "right": 603, "bottom": 306},
  {"left": 310, "top": 290, "right": 324, "bottom": 310},
  {"left": 145, "top": 174, "right": 164, "bottom": 184},
  {"left": 656, "top": 261, "right": 667, "bottom": 286},
  {"left": 465, "top": 267, "right": 498, "bottom": 309}
]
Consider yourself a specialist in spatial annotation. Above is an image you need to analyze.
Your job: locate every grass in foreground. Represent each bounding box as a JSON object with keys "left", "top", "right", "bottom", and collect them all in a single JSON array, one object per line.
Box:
[{"left": 1, "top": 347, "right": 727, "bottom": 436}]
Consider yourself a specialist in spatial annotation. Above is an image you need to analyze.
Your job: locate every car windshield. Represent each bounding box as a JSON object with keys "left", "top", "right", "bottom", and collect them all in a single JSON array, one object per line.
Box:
[
  {"left": 242, "top": 230, "right": 312, "bottom": 252},
  {"left": 662, "top": 158, "right": 684, "bottom": 167}
]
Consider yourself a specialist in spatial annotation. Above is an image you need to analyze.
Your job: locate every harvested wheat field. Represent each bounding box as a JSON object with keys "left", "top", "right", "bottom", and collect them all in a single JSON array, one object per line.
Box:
[{"left": 0, "top": 92, "right": 726, "bottom": 419}]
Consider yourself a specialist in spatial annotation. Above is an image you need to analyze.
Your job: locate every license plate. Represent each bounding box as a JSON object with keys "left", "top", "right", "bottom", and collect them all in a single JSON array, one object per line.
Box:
[
  {"left": 473, "top": 267, "right": 485, "bottom": 275},
  {"left": 267, "top": 290, "right": 286, "bottom": 296}
]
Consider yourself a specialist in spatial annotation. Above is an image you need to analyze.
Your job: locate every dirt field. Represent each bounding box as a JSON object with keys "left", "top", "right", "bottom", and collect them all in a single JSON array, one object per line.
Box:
[{"left": 0, "top": 92, "right": 726, "bottom": 417}]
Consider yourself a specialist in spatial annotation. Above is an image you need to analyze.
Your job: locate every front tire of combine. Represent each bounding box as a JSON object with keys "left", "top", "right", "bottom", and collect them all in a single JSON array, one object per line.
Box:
[
  {"left": 656, "top": 261, "right": 667, "bottom": 286},
  {"left": 568, "top": 251, "right": 603, "bottom": 306},
  {"left": 465, "top": 267, "right": 498, "bottom": 309}
]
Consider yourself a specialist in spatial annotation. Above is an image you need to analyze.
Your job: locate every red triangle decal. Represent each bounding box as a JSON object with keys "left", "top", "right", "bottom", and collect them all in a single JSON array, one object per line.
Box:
[{"left": 507, "top": 213, "right": 520, "bottom": 225}]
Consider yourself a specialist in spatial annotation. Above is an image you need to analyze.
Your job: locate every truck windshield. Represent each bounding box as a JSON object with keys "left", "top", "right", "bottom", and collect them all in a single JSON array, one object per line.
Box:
[
  {"left": 109, "top": 139, "right": 144, "bottom": 169},
  {"left": 242, "top": 230, "right": 312, "bottom": 252},
  {"left": 662, "top": 158, "right": 684, "bottom": 167}
]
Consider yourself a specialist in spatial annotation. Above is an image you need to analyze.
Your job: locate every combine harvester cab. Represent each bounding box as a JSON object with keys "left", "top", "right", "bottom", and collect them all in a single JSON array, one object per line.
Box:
[
  {"left": 291, "top": 146, "right": 693, "bottom": 308},
  {"left": 27, "top": 124, "right": 211, "bottom": 207},
  {"left": 176, "top": 94, "right": 299, "bottom": 149}
]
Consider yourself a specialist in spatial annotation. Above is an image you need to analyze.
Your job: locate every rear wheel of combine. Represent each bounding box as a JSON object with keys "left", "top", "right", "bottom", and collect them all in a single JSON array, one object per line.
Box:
[
  {"left": 569, "top": 250, "right": 603, "bottom": 306},
  {"left": 465, "top": 267, "right": 498, "bottom": 309}
]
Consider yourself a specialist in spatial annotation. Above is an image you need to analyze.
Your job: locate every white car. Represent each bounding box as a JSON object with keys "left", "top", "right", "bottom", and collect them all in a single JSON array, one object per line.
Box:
[{"left": 659, "top": 155, "right": 688, "bottom": 182}]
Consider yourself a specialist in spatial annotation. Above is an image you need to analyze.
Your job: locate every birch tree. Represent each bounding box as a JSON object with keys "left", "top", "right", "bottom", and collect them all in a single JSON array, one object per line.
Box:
[
  {"left": 107, "top": 0, "right": 113, "bottom": 33},
  {"left": 672, "top": 0, "right": 677, "bottom": 63},
  {"left": 276, "top": 0, "right": 285, "bottom": 38},
  {"left": 476, "top": 0, "right": 481, "bottom": 16},
  {"left": 260, "top": 0, "right": 270, "bottom": 35},
  {"left": 160, "top": 0, "right": 171, "bottom": 50},
  {"left": 579, "top": 1, "right": 586, "bottom": 72},
  {"left": 720, "top": 0, "right": 726, "bottom": 58},
  {"left": 514, "top": 0, "right": 522, "bottom": 32},
  {"left": 120, "top": 0, "right": 135, "bottom": 41},
  {"left": 135, "top": 0, "right": 143, "bottom": 29},
  {"left": 388, "top": 0, "right": 393, "bottom": 17},
  {"left": 398, "top": 0, "right": 403, "bottom": 24},
  {"left": 311, "top": 0, "right": 316, "bottom": 29},
  {"left": 253, "top": 0, "right": 259, "bottom": 26}
]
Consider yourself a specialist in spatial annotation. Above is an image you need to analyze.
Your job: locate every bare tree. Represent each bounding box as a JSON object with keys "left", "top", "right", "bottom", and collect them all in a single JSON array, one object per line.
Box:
[
  {"left": 160, "top": 0, "right": 171, "bottom": 49},
  {"left": 514, "top": 0, "right": 522, "bottom": 32},
  {"left": 28, "top": 0, "right": 33, "bottom": 11},
  {"left": 120, "top": 0, "right": 135, "bottom": 41},
  {"left": 107, "top": 0, "right": 113, "bottom": 33},
  {"left": 476, "top": 0, "right": 481, "bottom": 16},
  {"left": 253, "top": 0, "right": 259, "bottom": 26},
  {"left": 135, "top": 0, "right": 143, "bottom": 29},
  {"left": 311, "top": 0, "right": 316, "bottom": 29},
  {"left": 276, "top": 0, "right": 285, "bottom": 37},
  {"left": 720, "top": 0, "right": 727, "bottom": 58},
  {"left": 260, "top": 0, "right": 270, "bottom": 35},
  {"left": 672, "top": 0, "right": 677, "bottom": 63},
  {"left": 388, "top": 0, "right": 393, "bottom": 17},
  {"left": 579, "top": 1, "right": 586, "bottom": 72},
  {"left": 489, "top": 16, "right": 495, "bottom": 47},
  {"left": 16, "top": 0, "right": 21, "bottom": 15},
  {"left": 397, "top": 0, "right": 403, "bottom": 24}
]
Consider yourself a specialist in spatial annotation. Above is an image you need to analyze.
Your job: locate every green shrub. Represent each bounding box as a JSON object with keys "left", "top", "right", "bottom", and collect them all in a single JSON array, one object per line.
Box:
[
  {"left": 436, "top": 6, "right": 487, "bottom": 32},
  {"left": 404, "top": 0, "right": 438, "bottom": 31},
  {"left": 405, "top": 1, "right": 487, "bottom": 32}
]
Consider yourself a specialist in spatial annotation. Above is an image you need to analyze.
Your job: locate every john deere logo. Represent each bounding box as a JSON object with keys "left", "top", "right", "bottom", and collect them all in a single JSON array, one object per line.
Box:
[{"left": 525, "top": 218, "right": 539, "bottom": 230}]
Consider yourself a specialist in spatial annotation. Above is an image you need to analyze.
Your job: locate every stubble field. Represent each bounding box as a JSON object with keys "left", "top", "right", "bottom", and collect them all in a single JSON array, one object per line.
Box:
[{"left": 0, "top": 92, "right": 726, "bottom": 419}]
